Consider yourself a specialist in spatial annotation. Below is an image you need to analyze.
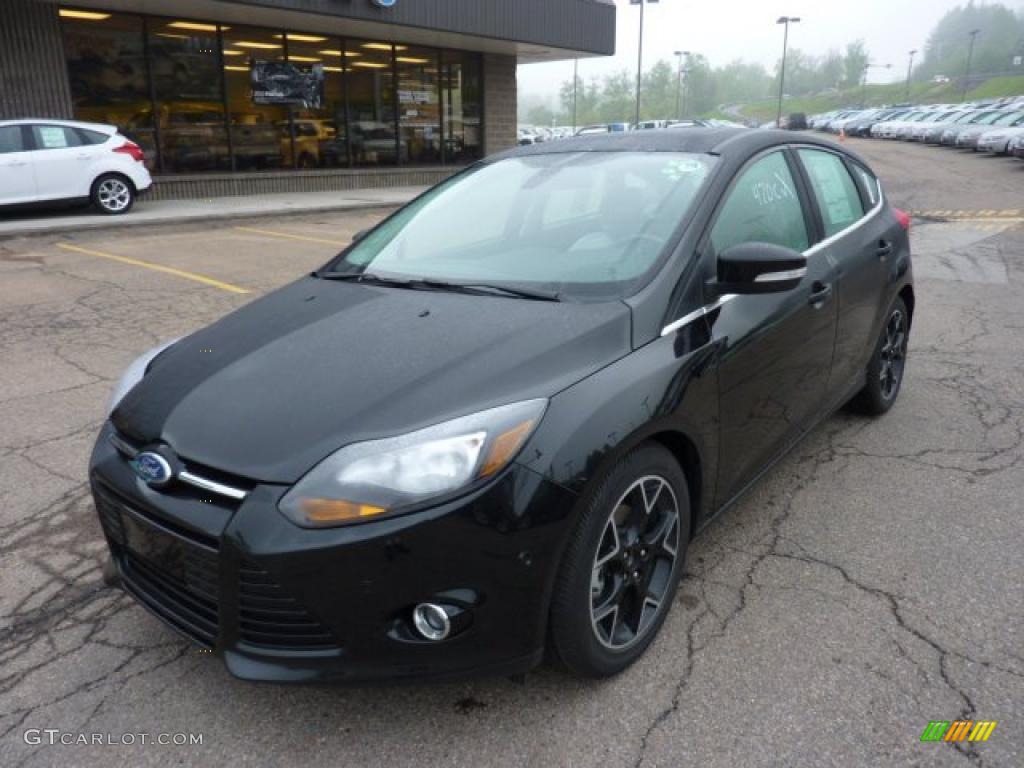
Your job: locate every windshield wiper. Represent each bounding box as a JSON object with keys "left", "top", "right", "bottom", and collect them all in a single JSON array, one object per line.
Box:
[
  {"left": 415, "top": 279, "right": 562, "bottom": 302},
  {"left": 318, "top": 273, "right": 561, "bottom": 301},
  {"left": 317, "top": 272, "right": 412, "bottom": 287}
]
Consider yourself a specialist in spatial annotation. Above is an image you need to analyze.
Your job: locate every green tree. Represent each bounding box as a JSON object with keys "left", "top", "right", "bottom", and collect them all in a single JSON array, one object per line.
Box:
[
  {"left": 842, "top": 40, "right": 871, "bottom": 90},
  {"left": 919, "top": 2, "right": 1024, "bottom": 80}
]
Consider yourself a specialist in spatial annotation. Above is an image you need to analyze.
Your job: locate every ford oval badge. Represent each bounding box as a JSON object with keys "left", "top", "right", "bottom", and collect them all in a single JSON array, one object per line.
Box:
[
  {"left": 131, "top": 451, "right": 173, "bottom": 487},
  {"left": 371, "top": 0, "right": 397, "bottom": 7}
]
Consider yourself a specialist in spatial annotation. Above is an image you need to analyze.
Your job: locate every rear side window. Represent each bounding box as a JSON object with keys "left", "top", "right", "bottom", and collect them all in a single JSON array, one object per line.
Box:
[
  {"left": 75, "top": 128, "right": 109, "bottom": 145},
  {"left": 0, "top": 125, "right": 26, "bottom": 154},
  {"left": 31, "top": 125, "right": 83, "bottom": 150},
  {"left": 710, "top": 151, "right": 809, "bottom": 254},
  {"left": 850, "top": 163, "right": 881, "bottom": 208},
  {"left": 797, "top": 149, "right": 865, "bottom": 237}
]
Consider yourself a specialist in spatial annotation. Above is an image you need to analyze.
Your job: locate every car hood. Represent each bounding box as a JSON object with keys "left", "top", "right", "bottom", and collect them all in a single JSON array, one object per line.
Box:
[{"left": 112, "top": 277, "right": 632, "bottom": 483}]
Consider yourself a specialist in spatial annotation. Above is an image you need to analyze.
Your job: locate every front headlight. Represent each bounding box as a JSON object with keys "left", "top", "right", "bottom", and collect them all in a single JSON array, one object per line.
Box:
[
  {"left": 279, "top": 399, "right": 547, "bottom": 528},
  {"left": 105, "top": 339, "right": 180, "bottom": 416}
]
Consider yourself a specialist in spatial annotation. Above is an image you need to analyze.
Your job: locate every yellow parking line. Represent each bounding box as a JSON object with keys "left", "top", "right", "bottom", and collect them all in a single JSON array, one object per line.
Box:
[
  {"left": 56, "top": 243, "right": 251, "bottom": 294},
  {"left": 234, "top": 226, "right": 349, "bottom": 247}
]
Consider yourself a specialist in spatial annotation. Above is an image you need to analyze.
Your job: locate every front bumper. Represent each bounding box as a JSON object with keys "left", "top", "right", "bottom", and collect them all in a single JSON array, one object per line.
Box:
[{"left": 89, "top": 424, "right": 577, "bottom": 683}]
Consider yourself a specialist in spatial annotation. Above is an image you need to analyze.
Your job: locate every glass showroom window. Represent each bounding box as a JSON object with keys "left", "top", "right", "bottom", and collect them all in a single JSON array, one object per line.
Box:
[
  {"left": 221, "top": 26, "right": 292, "bottom": 171},
  {"left": 60, "top": 10, "right": 155, "bottom": 169},
  {"left": 284, "top": 33, "right": 345, "bottom": 168},
  {"left": 347, "top": 41, "right": 399, "bottom": 166},
  {"left": 397, "top": 46, "right": 442, "bottom": 164},
  {"left": 147, "top": 18, "right": 228, "bottom": 173},
  {"left": 441, "top": 51, "right": 483, "bottom": 163}
]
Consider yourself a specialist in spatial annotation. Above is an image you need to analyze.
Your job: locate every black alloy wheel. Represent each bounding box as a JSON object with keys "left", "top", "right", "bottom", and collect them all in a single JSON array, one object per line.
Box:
[
  {"left": 550, "top": 443, "right": 690, "bottom": 677},
  {"left": 852, "top": 296, "right": 910, "bottom": 415},
  {"left": 590, "top": 475, "right": 680, "bottom": 650}
]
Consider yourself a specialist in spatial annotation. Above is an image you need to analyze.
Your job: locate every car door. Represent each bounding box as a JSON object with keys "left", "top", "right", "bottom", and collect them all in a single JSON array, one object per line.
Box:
[
  {"left": 27, "top": 124, "right": 95, "bottom": 201},
  {"left": 704, "top": 149, "right": 840, "bottom": 505},
  {"left": 0, "top": 125, "right": 37, "bottom": 205},
  {"left": 795, "top": 148, "right": 892, "bottom": 400}
]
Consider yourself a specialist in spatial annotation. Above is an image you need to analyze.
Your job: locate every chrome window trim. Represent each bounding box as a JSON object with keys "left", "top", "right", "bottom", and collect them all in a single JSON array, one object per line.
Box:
[
  {"left": 660, "top": 294, "right": 737, "bottom": 337},
  {"left": 178, "top": 471, "right": 249, "bottom": 501},
  {"left": 660, "top": 149, "right": 886, "bottom": 338}
]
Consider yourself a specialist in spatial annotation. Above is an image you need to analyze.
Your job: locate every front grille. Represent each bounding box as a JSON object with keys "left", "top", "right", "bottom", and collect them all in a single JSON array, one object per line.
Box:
[
  {"left": 121, "top": 549, "right": 219, "bottom": 648},
  {"left": 94, "top": 481, "right": 221, "bottom": 649},
  {"left": 238, "top": 562, "right": 338, "bottom": 650},
  {"left": 94, "top": 485, "right": 125, "bottom": 545}
]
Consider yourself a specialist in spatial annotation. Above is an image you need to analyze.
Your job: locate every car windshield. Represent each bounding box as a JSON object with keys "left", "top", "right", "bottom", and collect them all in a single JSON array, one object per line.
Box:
[
  {"left": 323, "top": 151, "right": 716, "bottom": 299},
  {"left": 992, "top": 112, "right": 1024, "bottom": 125}
]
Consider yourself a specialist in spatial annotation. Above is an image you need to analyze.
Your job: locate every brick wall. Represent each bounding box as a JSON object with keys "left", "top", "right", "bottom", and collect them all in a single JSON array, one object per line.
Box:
[
  {"left": 483, "top": 53, "right": 518, "bottom": 156},
  {"left": 0, "top": 0, "right": 72, "bottom": 120}
]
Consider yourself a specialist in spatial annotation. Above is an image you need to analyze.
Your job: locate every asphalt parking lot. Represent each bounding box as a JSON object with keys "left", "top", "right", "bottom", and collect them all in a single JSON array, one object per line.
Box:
[{"left": 1, "top": 137, "right": 1022, "bottom": 767}]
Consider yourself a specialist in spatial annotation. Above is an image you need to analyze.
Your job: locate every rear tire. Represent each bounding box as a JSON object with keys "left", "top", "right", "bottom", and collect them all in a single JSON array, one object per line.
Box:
[
  {"left": 549, "top": 443, "right": 690, "bottom": 678},
  {"left": 851, "top": 296, "right": 910, "bottom": 415},
  {"left": 91, "top": 173, "right": 135, "bottom": 215}
]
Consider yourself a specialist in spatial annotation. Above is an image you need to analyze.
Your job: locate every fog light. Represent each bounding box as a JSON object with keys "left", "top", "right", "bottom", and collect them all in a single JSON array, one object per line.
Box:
[{"left": 412, "top": 603, "right": 450, "bottom": 641}]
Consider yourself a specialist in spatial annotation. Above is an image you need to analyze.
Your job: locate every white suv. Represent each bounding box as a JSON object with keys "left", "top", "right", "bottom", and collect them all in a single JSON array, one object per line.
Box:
[{"left": 0, "top": 119, "right": 153, "bottom": 215}]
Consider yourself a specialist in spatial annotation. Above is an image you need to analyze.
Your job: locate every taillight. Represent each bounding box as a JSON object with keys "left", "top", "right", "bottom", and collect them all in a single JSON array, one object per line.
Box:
[
  {"left": 893, "top": 207, "right": 911, "bottom": 231},
  {"left": 113, "top": 140, "right": 145, "bottom": 163}
]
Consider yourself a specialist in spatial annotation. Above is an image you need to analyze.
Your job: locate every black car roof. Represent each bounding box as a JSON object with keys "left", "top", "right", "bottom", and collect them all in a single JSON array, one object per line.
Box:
[{"left": 488, "top": 128, "right": 869, "bottom": 167}]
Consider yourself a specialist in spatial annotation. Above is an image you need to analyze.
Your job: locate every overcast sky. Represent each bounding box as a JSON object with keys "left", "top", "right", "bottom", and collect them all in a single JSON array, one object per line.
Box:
[{"left": 518, "top": 0, "right": 985, "bottom": 103}]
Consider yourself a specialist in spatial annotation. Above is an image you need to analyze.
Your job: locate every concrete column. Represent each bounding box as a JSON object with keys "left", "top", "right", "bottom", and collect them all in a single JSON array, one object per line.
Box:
[
  {"left": 0, "top": 0, "right": 73, "bottom": 120},
  {"left": 483, "top": 53, "right": 517, "bottom": 156}
]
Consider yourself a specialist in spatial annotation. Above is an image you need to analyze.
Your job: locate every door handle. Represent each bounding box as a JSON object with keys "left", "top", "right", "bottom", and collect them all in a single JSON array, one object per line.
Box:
[
  {"left": 808, "top": 281, "right": 833, "bottom": 306},
  {"left": 876, "top": 240, "right": 894, "bottom": 260},
  {"left": 2, "top": 160, "right": 27, "bottom": 167},
  {"left": 76, "top": 153, "right": 91, "bottom": 160}
]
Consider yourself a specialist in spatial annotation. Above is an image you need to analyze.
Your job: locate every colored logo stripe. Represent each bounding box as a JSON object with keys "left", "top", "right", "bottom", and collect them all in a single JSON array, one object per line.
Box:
[
  {"left": 968, "top": 722, "right": 998, "bottom": 742},
  {"left": 921, "top": 721, "right": 997, "bottom": 742}
]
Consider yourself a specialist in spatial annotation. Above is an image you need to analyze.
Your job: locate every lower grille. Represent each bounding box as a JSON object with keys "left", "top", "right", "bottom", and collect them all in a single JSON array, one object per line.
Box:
[
  {"left": 238, "top": 563, "right": 338, "bottom": 650},
  {"left": 94, "top": 481, "right": 221, "bottom": 649},
  {"left": 94, "top": 485, "right": 126, "bottom": 545},
  {"left": 122, "top": 550, "right": 219, "bottom": 648}
]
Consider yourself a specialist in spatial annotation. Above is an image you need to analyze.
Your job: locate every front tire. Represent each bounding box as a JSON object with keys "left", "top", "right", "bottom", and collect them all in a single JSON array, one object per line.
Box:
[
  {"left": 851, "top": 296, "right": 910, "bottom": 415},
  {"left": 91, "top": 173, "right": 135, "bottom": 215},
  {"left": 550, "top": 443, "right": 690, "bottom": 678}
]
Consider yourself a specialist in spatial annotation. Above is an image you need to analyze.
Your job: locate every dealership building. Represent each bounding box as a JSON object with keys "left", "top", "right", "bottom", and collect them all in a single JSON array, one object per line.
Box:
[{"left": 1, "top": 0, "right": 615, "bottom": 199}]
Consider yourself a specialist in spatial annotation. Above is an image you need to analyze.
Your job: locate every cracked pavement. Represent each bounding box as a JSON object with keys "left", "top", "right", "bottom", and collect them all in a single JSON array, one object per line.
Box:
[{"left": 1, "top": 140, "right": 1021, "bottom": 766}]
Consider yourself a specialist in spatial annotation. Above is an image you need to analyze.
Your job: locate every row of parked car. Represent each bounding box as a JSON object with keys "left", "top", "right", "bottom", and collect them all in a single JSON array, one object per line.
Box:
[
  {"left": 809, "top": 97, "right": 1024, "bottom": 157},
  {"left": 517, "top": 118, "right": 747, "bottom": 145}
]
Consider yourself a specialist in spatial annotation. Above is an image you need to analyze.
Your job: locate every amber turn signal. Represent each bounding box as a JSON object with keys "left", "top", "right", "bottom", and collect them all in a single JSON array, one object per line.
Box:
[
  {"left": 480, "top": 419, "right": 536, "bottom": 477},
  {"left": 300, "top": 498, "right": 387, "bottom": 524}
]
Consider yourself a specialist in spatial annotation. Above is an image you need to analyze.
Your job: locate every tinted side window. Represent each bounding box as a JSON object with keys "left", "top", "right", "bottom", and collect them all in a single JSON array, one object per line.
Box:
[
  {"left": 710, "top": 151, "right": 809, "bottom": 254},
  {"left": 31, "top": 125, "right": 83, "bottom": 150},
  {"left": 0, "top": 126, "right": 26, "bottom": 154},
  {"left": 798, "top": 149, "right": 865, "bottom": 237},
  {"left": 850, "top": 162, "right": 881, "bottom": 208},
  {"left": 75, "top": 128, "right": 109, "bottom": 145}
]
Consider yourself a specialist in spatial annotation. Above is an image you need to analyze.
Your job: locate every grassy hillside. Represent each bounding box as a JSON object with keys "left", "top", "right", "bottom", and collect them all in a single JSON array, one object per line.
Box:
[{"left": 728, "top": 75, "right": 1024, "bottom": 123}]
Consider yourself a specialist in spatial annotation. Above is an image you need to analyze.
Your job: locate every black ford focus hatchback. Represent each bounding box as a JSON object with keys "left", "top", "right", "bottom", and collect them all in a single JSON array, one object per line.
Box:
[{"left": 91, "top": 129, "right": 914, "bottom": 682}]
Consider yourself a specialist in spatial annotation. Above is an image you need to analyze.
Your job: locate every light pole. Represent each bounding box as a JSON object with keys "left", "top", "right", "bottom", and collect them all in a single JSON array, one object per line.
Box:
[
  {"left": 905, "top": 49, "right": 917, "bottom": 102},
  {"left": 776, "top": 16, "right": 801, "bottom": 127},
  {"left": 572, "top": 58, "right": 578, "bottom": 131},
  {"left": 674, "top": 50, "right": 690, "bottom": 120},
  {"left": 632, "top": 0, "right": 657, "bottom": 126},
  {"left": 962, "top": 29, "right": 981, "bottom": 101},
  {"left": 861, "top": 63, "right": 892, "bottom": 107}
]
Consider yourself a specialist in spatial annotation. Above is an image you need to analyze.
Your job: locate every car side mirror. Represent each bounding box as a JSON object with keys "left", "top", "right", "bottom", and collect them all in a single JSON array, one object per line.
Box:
[
  {"left": 712, "top": 242, "right": 807, "bottom": 295},
  {"left": 351, "top": 229, "right": 369, "bottom": 244}
]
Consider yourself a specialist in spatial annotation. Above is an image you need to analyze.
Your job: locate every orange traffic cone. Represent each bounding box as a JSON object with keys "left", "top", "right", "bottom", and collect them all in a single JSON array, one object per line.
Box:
[{"left": 839, "top": 127, "right": 847, "bottom": 143}]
